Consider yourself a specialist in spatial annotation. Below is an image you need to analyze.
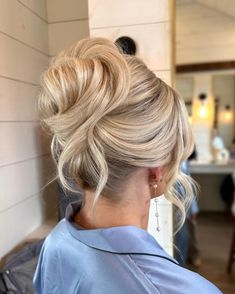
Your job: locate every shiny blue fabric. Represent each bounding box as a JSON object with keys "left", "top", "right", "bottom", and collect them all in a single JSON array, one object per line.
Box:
[{"left": 34, "top": 202, "right": 222, "bottom": 293}]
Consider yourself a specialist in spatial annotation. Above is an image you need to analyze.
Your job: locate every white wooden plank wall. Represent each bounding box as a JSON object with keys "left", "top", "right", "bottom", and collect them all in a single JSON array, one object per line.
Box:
[
  {"left": 176, "top": 2, "right": 235, "bottom": 64},
  {"left": 196, "top": 0, "right": 235, "bottom": 19},
  {"left": 88, "top": 0, "right": 174, "bottom": 255},
  {"left": 47, "top": 0, "right": 90, "bottom": 56},
  {"left": 0, "top": 0, "right": 55, "bottom": 259},
  {"left": 89, "top": 0, "right": 172, "bottom": 85}
]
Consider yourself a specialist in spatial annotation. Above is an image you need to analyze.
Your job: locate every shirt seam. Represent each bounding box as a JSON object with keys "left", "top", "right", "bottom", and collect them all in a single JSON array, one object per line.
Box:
[
  {"left": 56, "top": 240, "right": 64, "bottom": 294},
  {"left": 128, "top": 255, "right": 162, "bottom": 294}
]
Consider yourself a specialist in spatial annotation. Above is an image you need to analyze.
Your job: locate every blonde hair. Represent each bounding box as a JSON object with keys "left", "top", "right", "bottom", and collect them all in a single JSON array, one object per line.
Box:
[{"left": 39, "top": 37, "right": 195, "bottom": 230}]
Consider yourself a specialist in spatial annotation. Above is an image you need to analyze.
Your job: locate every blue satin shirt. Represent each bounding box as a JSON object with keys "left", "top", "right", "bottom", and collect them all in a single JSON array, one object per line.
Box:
[{"left": 34, "top": 201, "right": 221, "bottom": 293}]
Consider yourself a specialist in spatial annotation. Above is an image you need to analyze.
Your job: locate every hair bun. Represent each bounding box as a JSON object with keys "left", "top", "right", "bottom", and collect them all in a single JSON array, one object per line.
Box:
[
  {"left": 40, "top": 38, "right": 130, "bottom": 137},
  {"left": 39, "top": 38, "right": 131, "bottom": 195}
]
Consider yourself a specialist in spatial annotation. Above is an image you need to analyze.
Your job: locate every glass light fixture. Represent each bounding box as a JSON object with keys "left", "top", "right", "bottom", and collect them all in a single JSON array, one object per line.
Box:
[
  {"left": 224, "top": 104, "right": 232, "bottom": 123},
  {"left": 198, "top": 93, "right": 207, "bottom": 119}
]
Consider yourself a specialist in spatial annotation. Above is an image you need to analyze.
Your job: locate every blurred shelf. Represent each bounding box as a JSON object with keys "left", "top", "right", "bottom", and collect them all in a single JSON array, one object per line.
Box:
[{"left": 190, "top": 161, "right": 235, "bottom": 174}]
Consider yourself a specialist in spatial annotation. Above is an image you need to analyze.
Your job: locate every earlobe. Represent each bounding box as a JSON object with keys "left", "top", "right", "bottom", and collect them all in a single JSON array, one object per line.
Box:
[
  {"left": 149, "top": 166, "right": 164, "bottom": 183},
  {"left": 149, "top": 166, "right": 166, "bottom": 199}
]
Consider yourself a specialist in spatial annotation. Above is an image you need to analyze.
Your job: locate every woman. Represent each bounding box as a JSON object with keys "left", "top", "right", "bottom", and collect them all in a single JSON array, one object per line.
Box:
[{"left": 34, "top": 38, "right": 221, "bottom": 293}]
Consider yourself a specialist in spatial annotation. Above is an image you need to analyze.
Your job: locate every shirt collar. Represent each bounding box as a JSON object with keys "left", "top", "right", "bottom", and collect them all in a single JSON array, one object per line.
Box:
[{"left": 65, "top": 201, "right": 178, "bottom": 265}]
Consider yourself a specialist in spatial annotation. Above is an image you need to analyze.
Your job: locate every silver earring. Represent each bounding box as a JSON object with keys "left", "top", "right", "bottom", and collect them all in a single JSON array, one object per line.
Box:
[{"left": 153, "top": 182, "right": 160, "bottom": 232}]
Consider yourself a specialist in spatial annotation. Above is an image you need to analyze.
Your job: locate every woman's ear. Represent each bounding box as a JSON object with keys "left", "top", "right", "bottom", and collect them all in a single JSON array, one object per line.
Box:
[
  {"left": 149, "top": 166, "right": 166, "bottom": 198},
  {"left": 149, "top": 166, "right": 164, "bottom": 183}
]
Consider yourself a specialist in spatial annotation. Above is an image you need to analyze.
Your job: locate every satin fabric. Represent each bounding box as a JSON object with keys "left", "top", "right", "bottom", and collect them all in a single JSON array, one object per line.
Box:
[{"left": 34, "top": 201, "right": 221, "bottom": 293}]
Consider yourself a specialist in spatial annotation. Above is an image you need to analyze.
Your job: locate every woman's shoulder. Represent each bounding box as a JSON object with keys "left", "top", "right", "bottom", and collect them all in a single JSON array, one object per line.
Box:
[
  {"left": 42, "top": 219, "right": 69, "bottom": 247},
  {"left": 130, "top": 254, "right": 222, "bottom": 294},
  {"left": 42, "top": 218, "right": 84, "bottom": 253}
]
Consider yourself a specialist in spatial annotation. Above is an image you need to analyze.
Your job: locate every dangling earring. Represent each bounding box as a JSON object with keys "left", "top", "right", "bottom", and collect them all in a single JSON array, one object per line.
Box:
[{"left": 153, "top": 182, "right": 160, "bottom": 232}]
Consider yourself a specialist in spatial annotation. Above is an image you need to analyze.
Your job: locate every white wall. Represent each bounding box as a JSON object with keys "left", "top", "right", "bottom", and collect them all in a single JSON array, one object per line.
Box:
[
  {"left": 196, "top": 0, "right": 235, "bottom": 19},
  {"left": 0, "top": 0, "right": 56, "bottom": 259},
  {"left": 47, "top": 0, "right": 89, "bottom": 56},
  {"left": 88, "top": 0, "right": 174, "bottom": 254},
  {"left": 176, "top": 2, "right": 235, "bottom": 64},
  {"left": 89, "top": 0, "right": 172, "bottom": 85}
]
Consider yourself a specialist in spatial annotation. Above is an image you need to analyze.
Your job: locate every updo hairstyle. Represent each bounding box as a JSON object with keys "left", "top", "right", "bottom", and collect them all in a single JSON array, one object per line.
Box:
[{"left": 39, "top": 37, "right": 195, "bottom": 229}]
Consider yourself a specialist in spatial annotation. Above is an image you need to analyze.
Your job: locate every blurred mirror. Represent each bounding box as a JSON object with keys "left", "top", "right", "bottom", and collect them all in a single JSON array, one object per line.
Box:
[
  {"left": 175, "top": 1, "right": 235, "bottom": 292},
  {"left": 213, "top": 74, "right": 235, "bottom": 148},
  {"left": 175, "top": 0, "right": 235, "bottom": 162},
  {"left": 175, "top": 77, "right": 194, "bottom": 122}
]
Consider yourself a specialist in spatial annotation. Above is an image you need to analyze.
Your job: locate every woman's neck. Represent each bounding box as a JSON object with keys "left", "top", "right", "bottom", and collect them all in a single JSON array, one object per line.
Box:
[{"left": 74, "top": 169, "right": 151, "bottom": 230}]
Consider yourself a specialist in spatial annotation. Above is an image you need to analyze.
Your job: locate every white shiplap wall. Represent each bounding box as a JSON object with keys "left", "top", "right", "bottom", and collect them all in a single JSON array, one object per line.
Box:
[
  {"left": 196, "top": 0, "right": 235, "bottom": 19},
  {"left": 0, "top": 0, "right": 56, "bottom": 259},
  {"left": 88, "top": 0, "right": 174, "bottom": 255},
  {"left": 176, "top": 2, "right": 235, "bottom": 64},
  {"left": 89, "top": 0, "right": 172, "bottom": 85},
  {"left": 47, "top": 0, "right": 90, "bottom": 56}
]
